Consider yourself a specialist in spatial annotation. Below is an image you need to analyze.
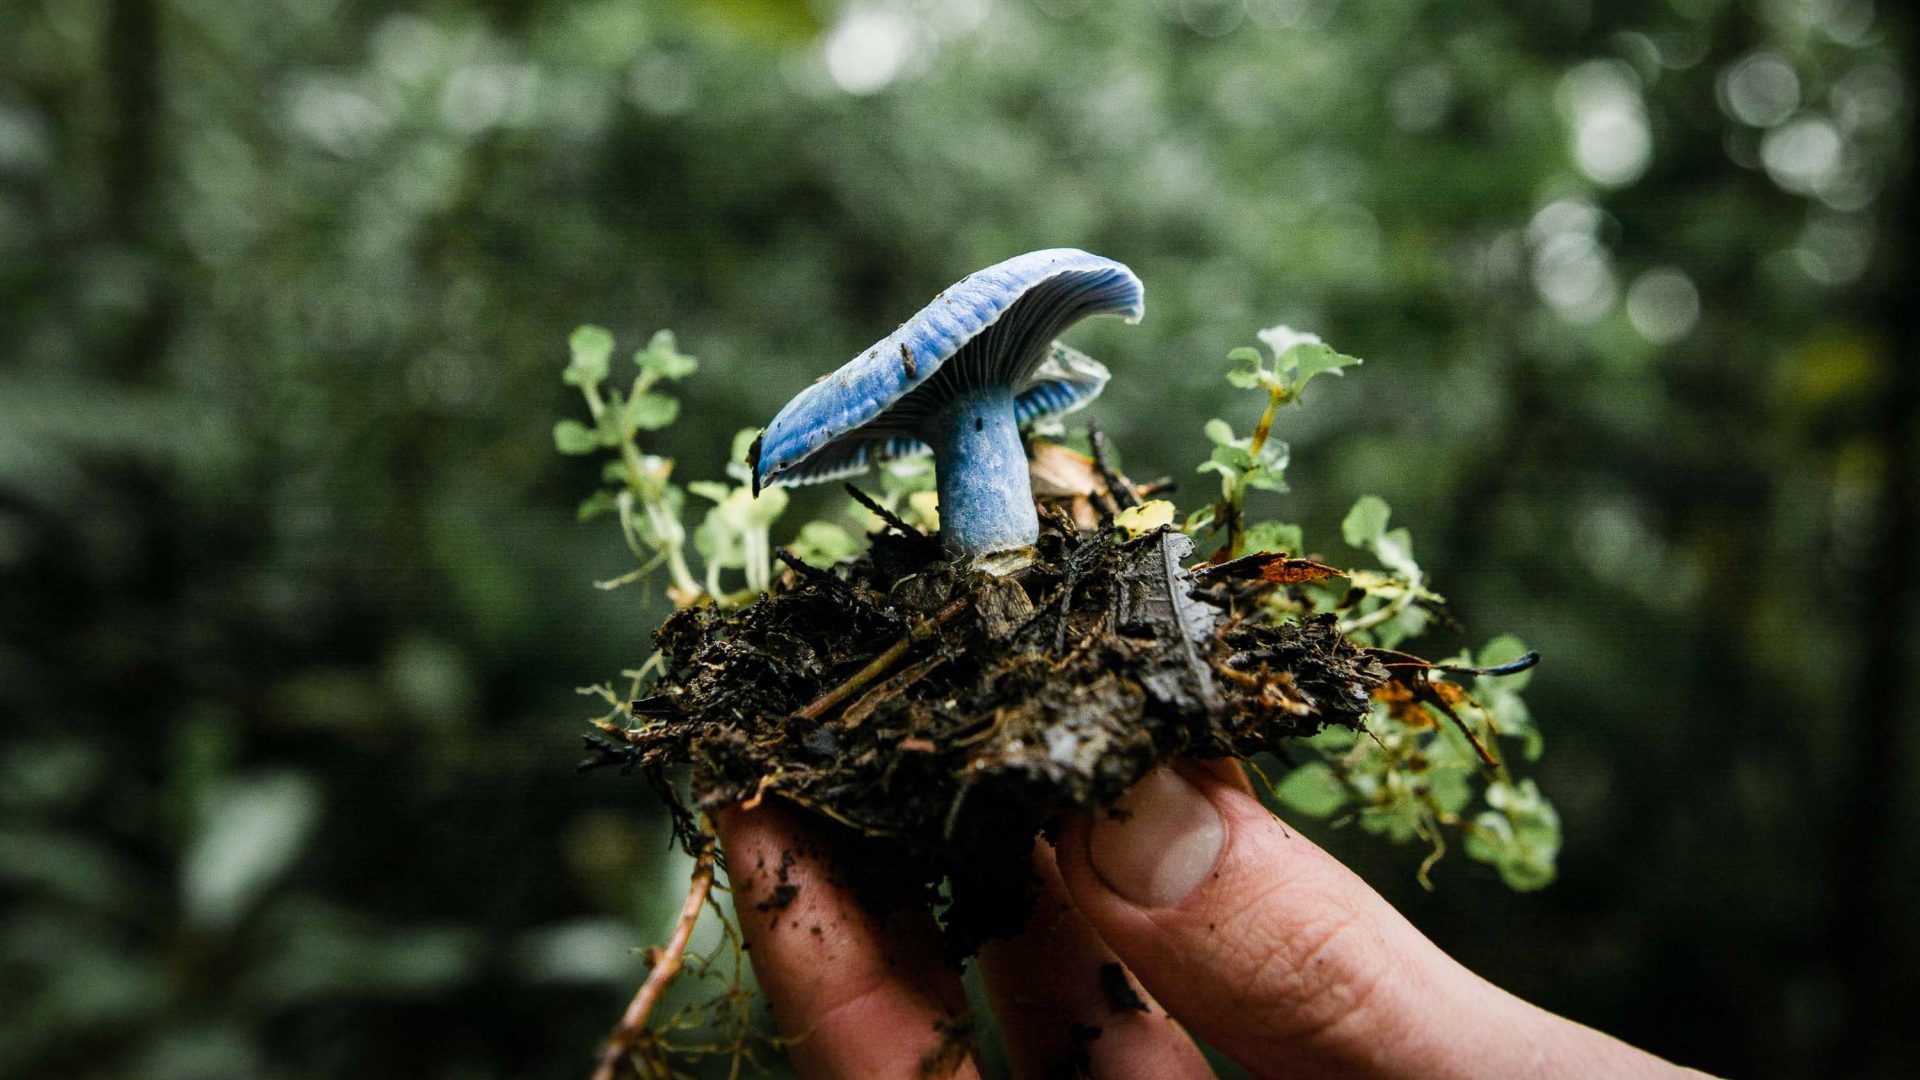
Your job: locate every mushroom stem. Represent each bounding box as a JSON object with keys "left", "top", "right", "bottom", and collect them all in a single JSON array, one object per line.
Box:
[{"left": 923, "top": 385, "right": 1038, "bottom": 558}]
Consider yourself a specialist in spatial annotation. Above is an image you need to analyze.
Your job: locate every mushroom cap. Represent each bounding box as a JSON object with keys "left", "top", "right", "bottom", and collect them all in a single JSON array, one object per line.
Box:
[
  {"left": 754, "top": 248, "right": 1143, "bottom": 491},
  {"left": 767, "top": 343, "right": 1112, "bottom": 486}
]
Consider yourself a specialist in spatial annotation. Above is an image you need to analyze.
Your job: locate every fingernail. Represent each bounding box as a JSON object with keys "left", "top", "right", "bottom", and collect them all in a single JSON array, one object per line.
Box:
[{"left": 1089, "top": 768, "right": 1225, "bottom": 908}]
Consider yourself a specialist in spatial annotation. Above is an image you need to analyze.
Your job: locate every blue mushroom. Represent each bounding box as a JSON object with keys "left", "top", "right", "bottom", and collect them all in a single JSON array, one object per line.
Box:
[{"left": 753, "top": 249, "right": 1144, "bottom": 560}]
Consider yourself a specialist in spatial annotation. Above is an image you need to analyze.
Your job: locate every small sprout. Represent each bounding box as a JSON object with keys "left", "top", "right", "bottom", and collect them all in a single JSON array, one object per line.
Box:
[
  {"left": 1229, "top": 325, "right": 1363, "bottom": 398},
  {"left": 1195, "top": 326, "right": 1356, "bottom": 559},
  {"left": 555, "top": 327, "right": 743, "bottom": 603}
]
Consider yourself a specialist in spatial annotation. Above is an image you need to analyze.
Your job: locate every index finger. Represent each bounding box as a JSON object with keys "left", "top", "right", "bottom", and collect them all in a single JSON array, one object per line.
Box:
[{"left": 716, "top": 800, "right": 980, "bottom": 1079}]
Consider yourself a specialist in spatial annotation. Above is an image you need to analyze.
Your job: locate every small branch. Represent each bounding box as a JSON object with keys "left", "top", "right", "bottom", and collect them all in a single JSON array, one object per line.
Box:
[
  {"left": 592, "top": 832, "right": 718, "bottom": 1080},
  {"left": 578, "top": 732, "right": 645, "bottom": 773},
  {"left": 1087, "top": 419, "right": 1139, "bottom": 510},
  {"left": 1414, "top": 681, "right": 1501, "bottom": 771},
  {"left": 840, "top": 653, "right": 949, "bottom": 728},
  {"left": 796, "top": 597, "right": 969, "bottom": 721},
  {"left": 773, "top": 547, "right": 852, "bottom": 594},
  {"left": 845, "top": 484, "right": 942, "bottom": 555}
]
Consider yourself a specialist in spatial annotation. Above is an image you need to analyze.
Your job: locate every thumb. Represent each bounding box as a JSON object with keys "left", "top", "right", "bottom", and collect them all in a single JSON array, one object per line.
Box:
[{"left": 1055, "top": 762, "right": 1701, "bottom": 1080}]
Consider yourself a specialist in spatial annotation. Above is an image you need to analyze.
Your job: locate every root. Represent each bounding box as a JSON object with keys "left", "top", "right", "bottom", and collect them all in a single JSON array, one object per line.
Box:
[{"left": 592, "top": 829, "right": 718, "bottom": 1080}]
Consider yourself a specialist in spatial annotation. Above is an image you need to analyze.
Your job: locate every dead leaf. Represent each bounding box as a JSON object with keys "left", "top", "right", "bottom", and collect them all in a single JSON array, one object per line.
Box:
[{"left": 1195, "top": 550, "right": 1346, "bottom": 585}]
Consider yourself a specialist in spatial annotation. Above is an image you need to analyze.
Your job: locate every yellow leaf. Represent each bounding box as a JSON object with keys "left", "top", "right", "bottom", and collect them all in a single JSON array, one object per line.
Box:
[{"left": 1113, "top": 499, "right": 1176, "bottom": 538}]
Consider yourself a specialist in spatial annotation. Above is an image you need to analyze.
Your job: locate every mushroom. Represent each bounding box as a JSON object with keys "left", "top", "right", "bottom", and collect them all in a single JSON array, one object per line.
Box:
[{"left": 753, "top": 248, "right": 1144, "bottom": 562}]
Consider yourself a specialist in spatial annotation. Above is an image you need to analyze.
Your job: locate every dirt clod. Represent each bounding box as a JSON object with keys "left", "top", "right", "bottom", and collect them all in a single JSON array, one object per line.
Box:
[{"left": 589, "top": 503, "right": 1388, "bottom": 954}]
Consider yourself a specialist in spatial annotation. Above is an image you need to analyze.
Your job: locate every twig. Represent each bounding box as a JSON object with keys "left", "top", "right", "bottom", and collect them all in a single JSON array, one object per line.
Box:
[
  {"left": 592, "top": 830, "right": 718, "bottom": 1080},
  {"left": 844, "top": 484, "right": 942, "bottom": 555},
  {"left": 1087, "top": 419, "right": 1139, "bottom": 510},
  {"left": 796, "top": 597, "right": 969, "bottom": 721},
  {"left": 1413, "top": 680, "right": 1501, "bottom": 771},
  {"left": 840, "top": 653, "right": 949, "bottom": 728},
  {"left": 773, "top": 547, "right": 852, "bottom": 594},
  {"left": 578, "top": 732, "right": 645, "bottom": 773}
]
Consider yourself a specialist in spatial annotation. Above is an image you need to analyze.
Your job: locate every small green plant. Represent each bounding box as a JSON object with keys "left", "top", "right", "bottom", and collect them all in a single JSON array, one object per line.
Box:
[
  {"left": 1190, "top": 325, "right": 1560, "bottom": 890},
  {"left": 554, "top": 326, "right": 856, "bottom": 606},
  {"left": 1186, "top": 326, "right": 1360, "bottom": 560},
  {"left": 561, "top": 319, "right": 1562, "bottom": 1076},
  {"left": 557, "top": 320, "right": 1560, "bottom": 890}
]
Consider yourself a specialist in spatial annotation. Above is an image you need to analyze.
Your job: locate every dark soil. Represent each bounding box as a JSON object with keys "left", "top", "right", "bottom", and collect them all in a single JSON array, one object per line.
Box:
[{"left": 583, "top": 495, "right": 1390, "bottom": 955}]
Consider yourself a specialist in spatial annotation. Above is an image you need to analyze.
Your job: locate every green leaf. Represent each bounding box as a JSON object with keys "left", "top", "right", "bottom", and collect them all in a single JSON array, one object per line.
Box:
[
  {"left": 687, "top": 481, "right": 731, "bottom": 504},
  {"left": 624, "top": 392, "right": 680, "bottom": 431},
  {"left": 1497, "top": 852, "right": 1557, "bottom": 891},
  {"left": 1274, "top": 762, "right": 1350, "bottom": 817},
  {"left": 576, "top": 490, "right": 620, "bottom": 522},
  {"left": 1242, "top": 464, "right": 1289, "bottom": 494},
  {"left": 1284, "top": 341, "right": 1362, "bottom": 393},
  {"left": 1464, "top": 811, "right": 1512, "bottom": 864},
  {"left": 1225, "top": 346, "right": 1267, "bottom": 389},
  {"left": 1203, "top": 418, "right": 1237, "bottom": 446},
  {"left": 552, "top": 419, "right": 600, "bottom": 455},
  {"left": 636, "top": 330, "right": 699, "bottom": 380},
  {"left": 790, "top": 521, "right": 861, "bottom": 567},
  {"left": 1375, "top": 525, "right": 1418, "bottom": 576},
  {"left": 1209, "top": 444, "right": 1255, "bottom": 472},
  {"left": 1427, "top": 768, "right": 1473, "bottom": 815},
  {"left": 1359, "top": 802, "right": 1421, "bottom": 842},
  {"left": 730, "top": 428, "right": 760, "bottom": 464},
  {"left": 1476, "top": 634, "right": 1535, "bottom": 692},
  {"left": 741, "top": 486, "right": 788, "bottom": 528},
  {"left": 566, "top": 325, "right": 615, "bottom": 387},
  {"left": 1342, "top": 495, "right": 1392, "bottom": 549},
  {"left": 1305, "top": 725, "right": 1359, "bottom": 750},
  {"left": 1240, "top": 520, "right": 1303, "bottom": 555},
  {"left": 182, "top": 773, "right": 322, "bottom": 930},
  {"left": 693, "top": 511, "right": 743, "bottom": 566}
]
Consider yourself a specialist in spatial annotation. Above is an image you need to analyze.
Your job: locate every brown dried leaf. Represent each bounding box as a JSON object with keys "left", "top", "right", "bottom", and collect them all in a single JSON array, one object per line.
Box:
[{"left": 1196, "top": 550, "right": 1347, "bottom": 585}]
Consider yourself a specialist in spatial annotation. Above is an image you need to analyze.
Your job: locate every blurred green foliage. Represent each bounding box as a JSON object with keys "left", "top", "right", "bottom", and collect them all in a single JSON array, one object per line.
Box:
[{"left": 1, "top": 0, "right": 1913, "bottom": 1078}]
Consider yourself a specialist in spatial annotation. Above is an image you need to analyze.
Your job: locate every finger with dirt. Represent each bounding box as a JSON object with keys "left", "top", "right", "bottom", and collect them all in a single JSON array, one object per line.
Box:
[
  {"left": 979, "top": 837, "right": 1213, "bottom": 1080},
  {"left": 717, "top": 800, "right": 980, "bottom": 1079}
]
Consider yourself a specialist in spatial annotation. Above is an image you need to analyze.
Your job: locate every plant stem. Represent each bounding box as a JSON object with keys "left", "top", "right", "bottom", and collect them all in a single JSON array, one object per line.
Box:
[
  {"left": 1247, "top": 385, "right": 1286, "bottom": 459},
  {"left": 592, "top": 830, "right": 717, "bottom": 1080},
  {"left": 1222, "top": 385, "right": 1288, "bottom": 559},
  {"left": 796, "top": 597, "right": 969, "bottom": 721}
]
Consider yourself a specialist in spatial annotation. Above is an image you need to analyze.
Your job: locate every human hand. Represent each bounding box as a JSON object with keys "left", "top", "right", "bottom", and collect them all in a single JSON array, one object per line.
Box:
[{"left": 717, "top": 760, "right": 1712, "bottom": 1079}]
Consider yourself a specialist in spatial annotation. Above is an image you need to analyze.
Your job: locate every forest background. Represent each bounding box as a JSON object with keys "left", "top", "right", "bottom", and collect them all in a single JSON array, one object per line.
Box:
[{"left": 1, "top": 0, "right": 1914, "bottom": 1076}]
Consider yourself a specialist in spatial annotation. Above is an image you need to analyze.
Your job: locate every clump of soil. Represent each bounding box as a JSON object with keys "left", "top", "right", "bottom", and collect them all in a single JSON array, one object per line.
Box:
[{"left": 584, "top": 495, "right": 1389, "bottom": 954}]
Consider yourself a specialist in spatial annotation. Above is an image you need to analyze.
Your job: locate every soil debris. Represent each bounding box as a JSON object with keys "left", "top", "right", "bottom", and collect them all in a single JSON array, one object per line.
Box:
[
  {"left": 1099, "top": 961, "right": 1149, "bottom": 1014},
  {"left": 585, "top": 489, "right": 1390, "bottom": 953}
]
